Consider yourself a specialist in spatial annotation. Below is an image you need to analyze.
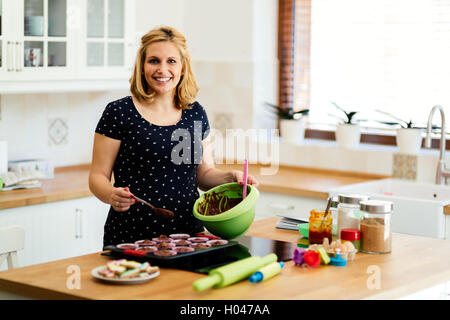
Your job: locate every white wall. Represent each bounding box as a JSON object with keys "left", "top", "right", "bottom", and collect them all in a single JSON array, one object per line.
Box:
[{"left": 134, "top": 0, "right": 184, "bottom": 36}]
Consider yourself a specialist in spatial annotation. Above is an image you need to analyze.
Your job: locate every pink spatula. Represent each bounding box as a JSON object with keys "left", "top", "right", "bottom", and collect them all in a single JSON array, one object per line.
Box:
[{"left": 242, "top": 159, "right": 248, "bottom": 199}]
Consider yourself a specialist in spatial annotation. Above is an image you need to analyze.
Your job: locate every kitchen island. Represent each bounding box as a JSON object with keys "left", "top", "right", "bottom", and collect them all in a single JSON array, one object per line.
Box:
[{"left": 0, "top": 217, "right": 449, "bottom": 300}]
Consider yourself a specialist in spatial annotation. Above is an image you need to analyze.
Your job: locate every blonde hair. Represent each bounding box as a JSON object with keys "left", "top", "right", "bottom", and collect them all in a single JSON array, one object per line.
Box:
[{"left": 130, "top": 26, "right": 199, "bottom": 110}]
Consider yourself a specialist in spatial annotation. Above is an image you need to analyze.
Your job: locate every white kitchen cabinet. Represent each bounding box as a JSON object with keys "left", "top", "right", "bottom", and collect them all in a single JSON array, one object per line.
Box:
[
  {"left": 254, "top": 191, "right": 326, "bottom": 221},
  {"left": 0, "top": 196, "right": 109, "bottom": 271},
  {"left": 447, "top": 215, "right": 450, "bottom": 240},
  {"left": 0, "top": 0, "right": 135, "bottom": 92},
  {"left": 80, "top": 0, "right": 136, "bottom": 79},
  {"left": 1, "top": 0, "right": 74, "bottom": 81}
]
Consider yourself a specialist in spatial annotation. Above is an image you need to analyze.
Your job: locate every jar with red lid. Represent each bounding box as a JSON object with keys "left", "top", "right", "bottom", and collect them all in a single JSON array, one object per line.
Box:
[{"left": 340, "top": 228, "right": 360, "bottom": 252}]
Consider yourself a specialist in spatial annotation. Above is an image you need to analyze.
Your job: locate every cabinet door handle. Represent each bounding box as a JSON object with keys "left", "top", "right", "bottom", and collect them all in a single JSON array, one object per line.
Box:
[
  {"left": 7, "top": 41, "right": 14, "bottom": 72},
  {"left": 15, "top": 42, "right": 22, "bottom": 72},
  {"left": 75, "top": 208, "right": 81, "bottom": 239},
  {"left": 79, "top": 209, "right": 83, "bottom": 239}
]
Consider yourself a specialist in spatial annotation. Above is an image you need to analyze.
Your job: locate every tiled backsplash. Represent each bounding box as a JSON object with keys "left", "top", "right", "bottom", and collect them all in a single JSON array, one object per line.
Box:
[
  {"left": 392, "top": 154, "right": 418, "bottom": 180},
  {"left": 0, "top": 91, "right": 128, "bottom": 167}
]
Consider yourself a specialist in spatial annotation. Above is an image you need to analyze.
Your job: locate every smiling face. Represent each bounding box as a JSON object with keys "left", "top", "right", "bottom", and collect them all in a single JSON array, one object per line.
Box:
[{"left": 143, "top": 41, "right": 184, "bottom": 97}]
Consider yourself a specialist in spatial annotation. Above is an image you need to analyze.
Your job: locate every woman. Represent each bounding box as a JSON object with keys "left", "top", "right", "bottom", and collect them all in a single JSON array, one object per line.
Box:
[{"left": 89, "top": 26, "right": 259, "bottom": 247}]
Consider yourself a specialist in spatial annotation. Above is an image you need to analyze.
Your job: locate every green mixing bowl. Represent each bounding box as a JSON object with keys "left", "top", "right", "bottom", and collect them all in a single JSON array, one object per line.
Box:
[{"left": 193, "top": 182, "right": 260, "bottom": 239}]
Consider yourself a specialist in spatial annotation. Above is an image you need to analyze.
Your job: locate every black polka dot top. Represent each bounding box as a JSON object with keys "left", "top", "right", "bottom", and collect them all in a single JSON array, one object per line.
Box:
[{"left": 95, "top": 96, "right": 210, "bottom": 248}]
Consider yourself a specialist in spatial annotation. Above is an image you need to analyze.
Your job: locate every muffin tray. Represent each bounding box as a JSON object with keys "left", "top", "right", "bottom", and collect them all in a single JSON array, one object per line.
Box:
[
  {"left": 102, "top": 238, "right": 242, "bottom": 272},
  {"left": 104, "top": 241, "right": 238, "bottom": 260}
]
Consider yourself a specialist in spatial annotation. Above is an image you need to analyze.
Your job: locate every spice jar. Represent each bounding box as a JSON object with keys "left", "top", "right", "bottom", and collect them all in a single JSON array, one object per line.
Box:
[
  {"left": 359, "top": 200, "right": 394, "bottom": 254},
  {"left": 337, "top": 194, "right": 369, "bottom": 237},
  {"left": 308, "top": 209, "right": 332, "bottom": 244},
  {"left": 340, "top": 228, "right": 360, "bottom": 252}
]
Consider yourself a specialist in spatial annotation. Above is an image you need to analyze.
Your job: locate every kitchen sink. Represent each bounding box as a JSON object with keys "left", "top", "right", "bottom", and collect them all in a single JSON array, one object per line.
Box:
[{"left": 329, "top": 178, "right": 450, "bottom": 239}]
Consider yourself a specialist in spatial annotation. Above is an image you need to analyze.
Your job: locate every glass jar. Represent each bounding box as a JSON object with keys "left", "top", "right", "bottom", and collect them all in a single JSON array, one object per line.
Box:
[
  {"left": 330, "top": 197, "right": 339, "bottom": 236},
  {"left": 337, "top": 194, "right": 369, "bottom": 237},
  {"left": 340, "top": 228, "right": 360, "bottom": 252},
  {"left": 308, "top": 209, "right": 332, "bottom": 244},
  {"left": 359, "top": 200, "right": 394, "bottom": 254}
]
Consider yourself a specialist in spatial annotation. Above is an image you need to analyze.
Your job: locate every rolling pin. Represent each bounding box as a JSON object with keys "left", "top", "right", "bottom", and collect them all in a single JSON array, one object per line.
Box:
[{"left": 192, "top": 253, "right": 277, "bottom": 291}]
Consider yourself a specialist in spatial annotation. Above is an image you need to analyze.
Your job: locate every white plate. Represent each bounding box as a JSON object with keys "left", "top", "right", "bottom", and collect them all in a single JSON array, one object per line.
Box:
[{"left": 91, "top": 266, "right": 160, "bottom": 285}]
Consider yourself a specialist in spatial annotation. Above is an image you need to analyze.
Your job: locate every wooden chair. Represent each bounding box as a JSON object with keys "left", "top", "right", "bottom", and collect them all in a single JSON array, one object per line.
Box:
[{"left": 0, "top": 226, "right": 25, "bottom": 270}]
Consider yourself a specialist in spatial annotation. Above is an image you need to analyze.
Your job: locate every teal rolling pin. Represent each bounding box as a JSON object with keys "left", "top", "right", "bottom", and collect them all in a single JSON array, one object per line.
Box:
[
  {"left": 192, "top": 253, "right": 277, "bottom": 291},
  {"left": 248, "top": 261, "right": 284, "bottom": 283}
]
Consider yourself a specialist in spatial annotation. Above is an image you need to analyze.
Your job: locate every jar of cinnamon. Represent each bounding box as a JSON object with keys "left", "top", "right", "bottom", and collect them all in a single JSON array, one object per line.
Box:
[{"left": 359, "top": 200, "right": 394, "bottom": 254}]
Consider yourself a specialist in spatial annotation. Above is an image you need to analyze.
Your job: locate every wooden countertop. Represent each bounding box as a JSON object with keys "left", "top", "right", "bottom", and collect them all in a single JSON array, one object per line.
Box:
[
  {"left": 0, "top": 163, "right": 386, "bottom": 210},
  {"left": 0, "top": 217, "right": 449, "bottom": 300},
  {"left": 0, "top": 165, "right": 93, "bottom": 210}
]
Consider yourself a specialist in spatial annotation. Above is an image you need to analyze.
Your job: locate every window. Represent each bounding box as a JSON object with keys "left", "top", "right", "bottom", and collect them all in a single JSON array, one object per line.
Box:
[{"left": 280, "top": 0, "right": 450, "bottom": 147}]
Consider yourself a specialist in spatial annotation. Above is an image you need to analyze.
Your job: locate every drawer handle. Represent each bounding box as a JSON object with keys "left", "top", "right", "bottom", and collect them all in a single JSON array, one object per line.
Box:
[
  {"left": 7, "top": 41, "right": 14, "bottom": 72},
  {"left": 15, "top": 42, "right": 23, "bottom": 72},
  {"left": 75, "top": 208, "right": 82, "bottom": 239}
]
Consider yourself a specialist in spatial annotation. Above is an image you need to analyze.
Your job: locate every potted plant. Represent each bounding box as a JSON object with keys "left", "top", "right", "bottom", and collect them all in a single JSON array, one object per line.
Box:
[
  {"left": 375, "top": 109, "right": 429, "bottom": 155},
  {"left": 265, "top": 102, "right": 310, "bottom": 145},
  {"left": 329, "top": 102, "right": 362, "bottom": 149}
]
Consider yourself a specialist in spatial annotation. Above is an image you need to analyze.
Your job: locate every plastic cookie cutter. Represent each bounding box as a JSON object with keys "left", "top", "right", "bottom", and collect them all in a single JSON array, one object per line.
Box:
[
  {"left": 304, "top": 250, "right": 320, "bottom": 268},
  {"left": 329, "top": 248, "right": 347, "bottom": 267},
  {"left": 293, "top": 247, "right": 306, "bottom": 265},
  {"left": 317, "top": 247, "right": 330, "bottom": 265}
]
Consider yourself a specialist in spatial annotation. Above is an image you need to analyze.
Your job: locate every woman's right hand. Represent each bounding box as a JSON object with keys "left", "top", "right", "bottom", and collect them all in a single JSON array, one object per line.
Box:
[{"left": 110, "top": 186, "right": 135, "bottom": 212}]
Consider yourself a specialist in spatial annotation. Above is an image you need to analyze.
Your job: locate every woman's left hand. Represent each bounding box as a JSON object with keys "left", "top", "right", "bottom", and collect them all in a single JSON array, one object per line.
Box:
[{"left": 231, "top": 170, "right": 259, "bottom": 187}]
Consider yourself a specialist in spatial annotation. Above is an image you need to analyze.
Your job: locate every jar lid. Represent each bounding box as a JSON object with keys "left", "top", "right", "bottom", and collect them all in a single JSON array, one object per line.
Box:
[
  {"left": 340, "top": 228, "right": 360, "bottom": 241},
  {"left": 338, "top": 194, "right": 369, "bottom": 205},
  {"left": 360, "top": 200, "right": 393, "bottom": 214}
]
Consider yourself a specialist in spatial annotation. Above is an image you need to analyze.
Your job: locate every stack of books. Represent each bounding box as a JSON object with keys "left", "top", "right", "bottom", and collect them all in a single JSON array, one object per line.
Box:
[{"left": 275, "top": 214, "right": 308, "bottom": 231}]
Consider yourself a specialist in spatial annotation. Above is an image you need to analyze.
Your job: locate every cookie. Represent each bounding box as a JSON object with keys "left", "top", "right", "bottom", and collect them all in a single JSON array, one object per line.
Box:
[
  {"left": 152, "top": 235, "right": 173, "bottom": 243},
  {"left": 190, "top": 242, "right": 212, "bottom": 249},
  {"left": 135, "top": 239, "right": 155, "bottom": 246},
  {"left": 107, "top": 263, "right": 126, "bottom": 274},
  {"left": 156, "top": 242, "right": 176, "bottom": 249},
  {"left": 207, "top": 239, "right": 228, "bottom": 246},
  {"left": 137, "top": 246, "right": 157, "bottom": 253},
  {"left": 153, "top": 249, "right": 177, "bottom": 256},
  {"left": 172, "top": 239, "right": 192, "bottom": 246},
  {"left": 119, "top": 268, "right": 140, "bottom": 279},
  {"left": 187, "top": 237, "right": 209, "bottom": 243},
  {"left": 174, "top": 246, "right": 195, "bottom": 253},
  {"left": 98, "top": 266, "right": 115, "bottom": 278},
  {"left": 169, "top": 233, "right": 191, "bottom": 239},
  {"left": 119, "top": 260, "right": 141, "bottom": 269},
  {"left": 117, "top": 243, "right": 138, "bottom": 250}
]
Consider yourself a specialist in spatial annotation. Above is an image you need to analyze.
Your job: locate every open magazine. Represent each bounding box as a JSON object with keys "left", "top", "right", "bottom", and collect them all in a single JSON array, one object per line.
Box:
[
  {"left": 275, "top": 214, "right": 308, "bottom": 230},
  {"left": 0, "top": 170, "right": 43, "bottom": 191}
]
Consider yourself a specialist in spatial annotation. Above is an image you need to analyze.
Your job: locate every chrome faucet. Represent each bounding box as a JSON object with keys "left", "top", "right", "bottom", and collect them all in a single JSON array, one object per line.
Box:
[{"left": 425, "top": 105, "right": 450, "bottom": 185}]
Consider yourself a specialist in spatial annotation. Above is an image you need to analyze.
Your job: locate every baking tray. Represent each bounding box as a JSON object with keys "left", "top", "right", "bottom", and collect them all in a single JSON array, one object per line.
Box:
[
  {"left": 102, "top": 241, "right": 251, "bottom": 273},
  {"left": 101, "top": 235, "right": 295, "bottom": 273}
]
